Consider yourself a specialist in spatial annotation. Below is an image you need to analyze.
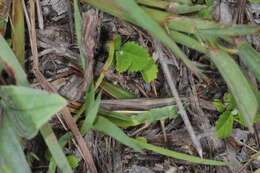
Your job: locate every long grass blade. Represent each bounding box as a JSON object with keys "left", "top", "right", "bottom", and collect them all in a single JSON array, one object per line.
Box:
[
  {"left": 0, "top": 35, "right": 28, "bottom": 86},
  {"left": 40, "top": 124, "right": 73, "bottom": 173},
  {"left": 134, "top": 139, "right": 230, "bottom": 166},
  {"left": 238, "top": 42, "right": 260, "bottom": 82},
  {"left": 208, "top": 49, "right": 258, "bottom": 132}
]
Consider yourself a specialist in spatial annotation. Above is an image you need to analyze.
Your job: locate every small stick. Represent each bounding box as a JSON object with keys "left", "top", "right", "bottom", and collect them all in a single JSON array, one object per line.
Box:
[
  {"left": 154, "top": 40, "right": 203, "bottom": 158},
  {"left": 35, "top": 0, "right": 44, "bottom": 29}
]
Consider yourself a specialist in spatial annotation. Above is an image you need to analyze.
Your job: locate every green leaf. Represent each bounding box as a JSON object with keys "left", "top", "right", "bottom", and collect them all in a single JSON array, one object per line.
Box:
[
  {"left": 134, "top": 139, "right": 230, "bottom": 165},
  {"left": 40, "top": 124, "right": 73, "bottom": 173},
  {"left": 0, "top": 35, "right": 28, "bottom": 86},
  {"left": 215, "top": 111, "right": 233, "bottom": 138},
  {"left": 101, "top": 81, "right": 136, "bottom": 99},
  {"left": 212, "top": 99, "right": 225, "bottom": 113},
  {"left": 0, "top": 86, "right": 67, "bottom": 139},
  {"left": 82, "top": 0, "right": 204, "bottom": 77},
  {"left": 116, "top": 42, "right": 153, "bottom": 72},
  {"left": 114, "top": 35, "right": 122, "bottom": 51},
  {"left": 133, "top": 105, "right": 178, "bottom": 124},
  {"left": 81, "top": 85, "right": 101, "bottom": 134},
  {"left": 47, "top": 132, "right": 73, "bottom": 173},
  {"left": 208, "top": 49, "right": 258, "bottom": 132},
  {"left": 92, "top": 116, "right": 142, "bottom": 152},
  {"left": 170, "top": 31, "right": 207, "bottom": 53},
  {"left": 238, "top": 42, "right": 260, "bottom": 82},
  {"left": 102, "top": 105, "right": 178, "bottom": 127},
  {"left": 141, "top": 61, "right": 158, "bottom": 83},
  {"left": 248, "top": 0, "right": 260, "bottom": 2},
  {"left": 67, "top": 155, "right": 79, "bottom": 169},
  {"left": 0, "top": 117, "right": 31, "bottom": 173}
]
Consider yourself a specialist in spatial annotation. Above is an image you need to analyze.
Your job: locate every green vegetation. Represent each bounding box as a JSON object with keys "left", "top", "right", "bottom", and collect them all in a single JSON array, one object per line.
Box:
[
  {"left": 114, "top": 38, "right": 158, "bottom": 83},
  {"left": 214, "top": 93, "right": 259, "bottom": 138},
  {"left": 1, "top": 0, "right": 260, "bottom": 172}
]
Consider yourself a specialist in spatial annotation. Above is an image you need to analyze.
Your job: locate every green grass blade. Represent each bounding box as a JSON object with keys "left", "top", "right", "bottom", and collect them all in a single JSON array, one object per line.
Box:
[
  {"left": 168, "top": 18, "right": 260, "bottom": 36},
  {"left": 12, "top": 0, "right": 25, "bottom": 67},
  {"left": 238, "top": 42, "right": 260, "bottom": 82},
  {"left": 73, "top": 0, "right": 85, "bottom": 69},
  {"left": 47, "top": 132, "right": 73, "bottom": 173},
  {"left": 0, "top": 118, "right": 31, "bottom": 173},
  {"left": 99, "top": 105, "right": 178, "bottom": 127},
  {"left": 0, "top": 35, "right": 28, "bottom": 86},
  {"left": 40, "top": 124, "right": 73, "bottom": 173},
  {"left": 136, "top": 0, "right": 206, "bottom": 14},
  {"left": 170, "top": 31, "right": 206, "bottom": 53},
  {"left": 81, "top": 86, "right": 101, "bottom": 134},
  {"left": 133, "top": 105, "right": 178, "bottom": 124},
  {"left": 92, "top": 116, "right": 143, "bottom": 152},
  {"left": 95, "top": 39, "right": 115, "bottom": 89},
  {"left": 101, "top": 81, "right": 136, "bottom": 99},
  {"left": 134, "top": 139, "right": 230, "bottom": 166},
  {"left": 208, "top": 49, "right": 258, "bottom": 132}
]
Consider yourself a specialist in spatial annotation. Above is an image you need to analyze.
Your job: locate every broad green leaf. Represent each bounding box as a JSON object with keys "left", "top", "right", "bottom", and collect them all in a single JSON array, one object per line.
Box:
[
  {"left": 81, "top": 85, "right": 101, "bottom": 134},
  {"left": 40, "top": 124, "right": 73, "bottom": 173},
  {"left": 101, "top": 81, "right": 136, "bottom": 99},
  {"left": 0, "top": 117, "right": 31, "bottom": 173},
  {"left": 92, "top": 116, "right": 142, "bottom": 152},
  {"left": 0, "top": 86, "right": 67, "bottom": 139},
  {"left": 114, "top": 35, "right": 122, "bottom": 51},
  {"left": 141, "top": 61, "right": 158, "bottom": 83},
  {"left": 212, "top": 99, "right": 225, "bottom": 113},
  {"left": 67, "top": 155, "right": 79, "bottom": 169},
  {"left": 215, "top": 111, "right": 233, "bottom": 138},
  {"left": 238, "top": 42, "right": 260, "bottom": 82},
  {"left": 0, "top": 35, "right": 28, "bottom": 86},
  {"left": 209, "top": 49, "right": 258, "bottom": 132},
  {"left": 116, "top": 42, "right": 154, "bottom": 72},
  {"left": 134, "top": 139, "right": 230, "bottom": 165}
]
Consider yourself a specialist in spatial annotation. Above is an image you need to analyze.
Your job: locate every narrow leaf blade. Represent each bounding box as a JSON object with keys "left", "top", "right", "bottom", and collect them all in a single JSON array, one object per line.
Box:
[
  {"left": 92, "top": 116, "right": 142, "bottom": 152},
  {"left": 209, "top": 49, "right": 258, "bottom": 132},
  {"left": 238, "top": 42, "right": 260, "bottom": 82}
]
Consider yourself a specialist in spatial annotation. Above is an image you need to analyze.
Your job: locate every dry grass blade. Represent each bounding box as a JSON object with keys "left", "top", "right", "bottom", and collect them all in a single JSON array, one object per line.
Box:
[
  {"left": 11, "top": 0, "right": 25, "bottom": 66},
  {"left": 154, "top": 40, "right": 203, "bottom": 158},
  {"left": 25, "top": 0, "right": 97, "bottom": 172}
]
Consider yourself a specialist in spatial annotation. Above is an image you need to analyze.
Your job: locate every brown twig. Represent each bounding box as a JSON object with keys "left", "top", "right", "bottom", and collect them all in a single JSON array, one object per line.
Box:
[
  {"left": 153, "top": 40, "right": 203, "bottom": 158},
  {"left": 25, "top": 1, "right": 97, "bottom": 172},
  {"left": 81, "top": 9, "right": 99, "bottom": 91}
]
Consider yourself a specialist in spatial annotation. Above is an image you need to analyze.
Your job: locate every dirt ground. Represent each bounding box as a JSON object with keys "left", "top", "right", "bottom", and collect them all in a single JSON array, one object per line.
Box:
[{"left": 17, "top": 0, "right": 260, "bottom": 172}]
